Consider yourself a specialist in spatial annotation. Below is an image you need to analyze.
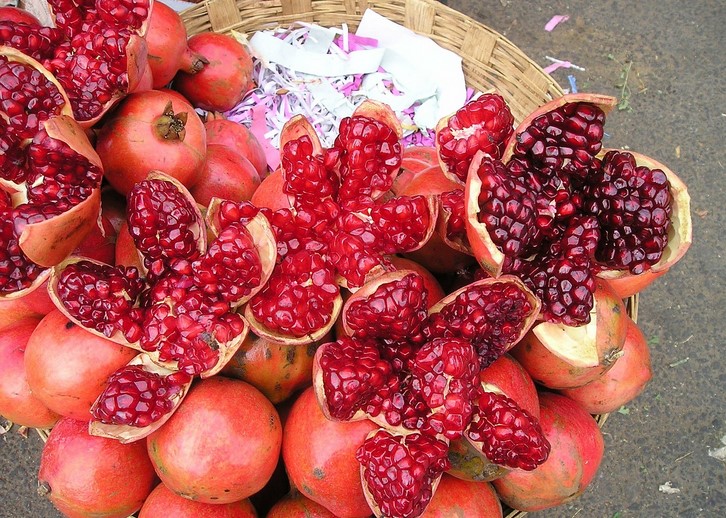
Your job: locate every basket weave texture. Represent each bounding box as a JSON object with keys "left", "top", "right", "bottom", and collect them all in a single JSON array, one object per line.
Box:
[
  {"left": 179, "top": 1, "right": 639, "bottom": 516},
  {"left": 179, "top": 0, "right": 565, "bottom": 123}
]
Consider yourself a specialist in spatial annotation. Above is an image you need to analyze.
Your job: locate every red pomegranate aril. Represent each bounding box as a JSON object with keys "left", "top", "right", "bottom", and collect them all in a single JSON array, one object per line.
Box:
[
  {"left": 357, "top": 429, "right": 450, "bottom": 518},
  {"left": 410, "top": 337, "right": 481, "bottom": 440},
  {"left": 344, "top": 272, "right": 429, "bottom": 343},
  {"left": 436, "top": 93, "right": 514, "bottom": 184},
  {"left": 466, "top": 391, "right": 550, "bottom": 471},
  {"left": 317, "top": 338, "right": 393, "bottom": 421},
  {"left": 54, "top": 260, "right": 146, "bottom": 343}
]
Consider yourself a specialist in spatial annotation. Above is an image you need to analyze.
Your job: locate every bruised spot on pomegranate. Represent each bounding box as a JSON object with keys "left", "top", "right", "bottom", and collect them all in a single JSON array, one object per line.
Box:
[
  {"left": 313, "top": 467, "right": 325, "bottom": 479},
  {"left": 64, "top": 321, "right": 74, "bottom": 330}
]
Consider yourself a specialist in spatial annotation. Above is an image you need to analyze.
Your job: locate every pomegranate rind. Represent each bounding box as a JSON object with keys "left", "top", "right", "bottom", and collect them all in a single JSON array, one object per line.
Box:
[
  {"left": 464, "top": 151, "right": 507, "bottom": 277},
  {"left": 88, "top": 353, "right": 192, "bottom": 444},
  {"left": 512, "top": 279, "right": 628, "bottom": 389},
  {"left": 501, "top": 93, "right": 618, "bottom": 163},
  {"left": 279, "top": 115, "right": 323, "bottom": 157},
  {"left": 199, "top": 316, "right": 249, "bottom": 379},
  {"left": 244, "top": 295, "right": 343, "bottom": 346},
  {"left": 428, "top": 275, "right": 541, "bottom": 353},
  {"left": 595, "top": 149, "right": 692, "bottom": 286},
  {"left": 47, "top": 255, "right": 145, "bottom": 350},
  {"left": 311, "top": 341, "right": 369, "bottom": 423},
  {"left": 354, "top": 99, "right": 403, "bottom": 139}
]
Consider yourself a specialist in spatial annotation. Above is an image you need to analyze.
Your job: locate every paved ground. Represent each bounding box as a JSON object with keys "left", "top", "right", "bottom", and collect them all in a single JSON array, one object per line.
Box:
[{"left": 1, "top": 1, "right": 724, "bottom": 517}]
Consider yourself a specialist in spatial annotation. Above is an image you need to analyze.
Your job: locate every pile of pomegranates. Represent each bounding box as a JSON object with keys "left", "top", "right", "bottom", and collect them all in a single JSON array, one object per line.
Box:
[{"left": 0, "top": 2, "right": 692, "bottom": 517}]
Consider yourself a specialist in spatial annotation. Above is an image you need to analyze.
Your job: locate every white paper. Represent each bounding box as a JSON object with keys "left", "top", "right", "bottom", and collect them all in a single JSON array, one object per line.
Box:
[
  {"left": 250, "top": 31, "right": 385, "bottom": 77},
  {"left": 356, "top": 8, "right": 466, "bottom": 122}
]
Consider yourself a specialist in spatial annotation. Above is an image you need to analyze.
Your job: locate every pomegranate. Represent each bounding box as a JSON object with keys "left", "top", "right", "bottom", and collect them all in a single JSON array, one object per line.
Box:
[
  {"left": 421, "top": 474, "right": 502, "bottom": 517},
  {"left": 493, "top": 392, "right": 605, "bottom": 512},
  {"left": 283, "top": 387, "right": 376, "bottom": 518},
  {"left": 89, "top": 353, "right": 193, "bottom": 443},
  {"left": 510, "top": 278, "right": 629, "bottom": 389},
  {"left": 139, "top": 483, "right": 257, "bottom": 518},
  {"left": 38, "top": 417, "right": 156, "bottom": 518},
  {"left": 173, "top": 32, "right": 254, "bottom": 112},
  {"left": 357, "top": 428, "right": 450, "bottom": 518},
  {"left": 101, "top": 187, "right": 128, "bottom": 234},
  {"left": 0, "top": 49, "right": 103, "bottom": 288},
  {"left": 267, "top": 490, "right": 337, "bottom": 517},
  {"left": 145, "top": 1, "right": 207, "bottom": 88},
  {"left": 0, "top": 286, "right": 56, "bottom": 332},
  {"left": 435, "top": 93, "right": 514, "bottom": 184},
  {"left": 147, "top": 376, "right": 282, "bottom": 503},
  {"left": 0, "top": 317, "right": 59, "bottom": 428},
  {"left": 189, "top": 143, "right": 261, "bottom": 206},
  {"left": 73, "top": 214, "right": 117, "bottom": 265},
  {"left": 561, "top": 316, "right": 653, "bottom": 413},
  {"left": 388, "top": 256, "right": 446, "bottom": 306},
  {"left": 96, "top": 90, "right": 207, "bottom": 195},
  {"left": 221, "top": 331, "right": 322, "bottom": 404},
  {"left": 114, "top": 221, "right": 143, "bottom": 269},
  {"left": 205, "top": 117, "right": 268, "bottom": 177},
  {"left": 0, "top": 6, "right": 41, "bottom": 25},
  {"left": 250, "top": 169, "right": 289, "bottom": 210},
  {"left": 24, "top": 309, "right": 137, "bottom": 420}
]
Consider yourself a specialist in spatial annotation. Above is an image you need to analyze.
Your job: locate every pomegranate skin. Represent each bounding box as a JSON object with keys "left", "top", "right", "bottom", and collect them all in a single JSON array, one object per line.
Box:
[
  {"left": 97, "top": 90, "right": 207, "bottom": 196},
  {"left": 0, "top": 286, "right": 56, "bottom": 332},
  {"left": 493, "top": 392, "right": 605, "bottom": 512},
  {"left": 560, "top": 317, "right": 653, "bottom": 413},
  {"left": 146, "top": 376, "right": 282, "bottom": 504},
  {"left": 190, "top": 144, "right": 261, "bottom": 206},
  {"left": 421, "top": 474, "right": 502, "bottom": 517},
  {"left": 139, "top": 483, "right": 257, "bottom": 517},
  {"left": 0, "top": 317, "right": 59, "bottom": 428},
  {"left": 266, "top": 491, "right": 337, "bottom": 517},
  {"left": 283, "top": 387, "right": 376, "bottom": 518},
  {"left": 24, "top": 310, "right": 137, "bottom": 420},
  {"left": 205, "top": 119, "right": 268, "bottom": 177},
  {"left": 173, "top": 33, "right": 254, "bottom": 112},
  {"left": 0, "top": 6, "right": 41, "bottom": 24},
  {"left": 39, "top": 417, "right": 156, "bottom": 518}
]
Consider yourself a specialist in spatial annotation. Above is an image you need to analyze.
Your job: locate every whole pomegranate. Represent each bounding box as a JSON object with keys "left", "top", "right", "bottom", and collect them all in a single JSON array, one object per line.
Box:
[
  {"left": 38, "top": 417, "right": 156, "bottom": 518},
  {"left": 173, "top": 32, "right": 254, "bottom": 112},
  {"left": 493, "top": 392, "right": 605, "bottom": 512},
  {"left": 266, "top": 491, "right": 337, "bottom": 517},
  {"left": 139, "top": 483, "right": 257, "bottom": 517},
  {"left": 0, "top": 317, "right": 59, "bottom": 428},
  {"left": 190, "top": 144, "right": 261, "bottom": 206},
  {"left": 560, "top": 317, "right": 653, "bottom": 413},
  {"left": 145, "top": 1, "right": 207, "bottom": 88},
  {"left": 24, "top": 310, "right": 137, "bottom": 420},
  {"left": 96, "top": 90, "right": 207, "bottom": 195},
  {"left": 205, "top": 118, "right": 268, "bottom": 177},
  {"left": 146, "top": 376, "right": 282, "bottom": 503},
  {"left": 421, "top": 474, "right": 502, "bottom": 517},
  {"left": 0, "top": 287, "right": 56, "bottom": 332},
  {"left": 283, "top": 387, "right": 376, "bottom": 518}
]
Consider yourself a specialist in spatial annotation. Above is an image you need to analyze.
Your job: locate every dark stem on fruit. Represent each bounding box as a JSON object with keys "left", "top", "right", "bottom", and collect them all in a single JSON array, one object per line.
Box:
[{"left": 154, "top": 101, "right": 187, "bottom": 141}]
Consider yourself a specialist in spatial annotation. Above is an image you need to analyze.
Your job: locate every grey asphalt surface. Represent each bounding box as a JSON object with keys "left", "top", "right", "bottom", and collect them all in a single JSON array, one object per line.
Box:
[{"left": 1, "top": 1, "right": 724, "bottom": 517}]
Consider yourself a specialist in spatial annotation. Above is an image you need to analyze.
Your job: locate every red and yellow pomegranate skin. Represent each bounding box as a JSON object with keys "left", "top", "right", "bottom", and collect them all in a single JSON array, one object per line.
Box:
[
  {"left": 421, "top": 474, "right": 502, "bottom": 517},
  {"left": 266, "top": 491, "right": 337, "bottom": 518},
  {"left": 205, "top": 118, "right": 268, "bottom": 177},
  {"left": 493, "top": 392, "right": 604, "bottom": 512},
  {"left": 38, "top": 417, "right": 156, "bottom": 518},
  {"left": 24, "top": 310, "right": 137, "bottom": 420},
  {"left": 146, "top": 376, "right": 282, "bottom": 504},
  {"left": 139, "top": 483, "right": 258, "bottom": 518},
  {"left": 0, "top": 317, "right": 59, "bottom": 428},
  {"left": 282, "top": 387, "right": 376, "bottom": 518},
  {"left": 190, "top": 144, "right": 260, "bottom": 206}
]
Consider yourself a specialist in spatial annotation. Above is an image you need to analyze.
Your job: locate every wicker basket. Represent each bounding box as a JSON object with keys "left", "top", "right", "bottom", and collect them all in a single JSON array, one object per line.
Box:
[{"left": 177, "top": 0, "right": 638, "bottom": 516}]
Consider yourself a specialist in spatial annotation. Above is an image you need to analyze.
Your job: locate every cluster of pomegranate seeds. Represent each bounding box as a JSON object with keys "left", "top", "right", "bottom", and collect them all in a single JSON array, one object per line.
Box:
[
  {"left": 127, "top": 178, "right": 204, "bottom": 281},
  {"left": 356, "top": 430, "right": 450, "bottom": 518},
  {"left": 318, "top": 338, "right": 393, "bottom": 420},
  {"left": 466, "top": 392, "right": 550, "bottom": 471},
  {"left": 91, "top": 365, "right": 191, "bottom": 428},
  {"left": 510, "top": 101, "right": 605, "bottom": 180},
  {"left": 436, "top": 93, "right": 514, "bottom": 183},
  {"left": 248, "top": 251, "right": 339, "bottom": 339},
  {"left": 331, "top": 114, "right": 402, "bottom": 209},
  {"left": 345, "top": 273, "right": 429, "bottom": 342},
  {"left": 55, "top": 261, "right": 146, "bottom": 342},
  {"left": 0, "top": 202, "right": 46, "bottom": 295},
  {"left": 439, "top": 189, "right": 468, "bottom": 244},
  {"left": 426, "top": 281, "right": 536, "bottom": 367},
  {"left": 410, "top": 338, "right": 481, "bottom": 440},
  {"left": 585, "top": 150, "right": 673, "bottom": 274}
]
